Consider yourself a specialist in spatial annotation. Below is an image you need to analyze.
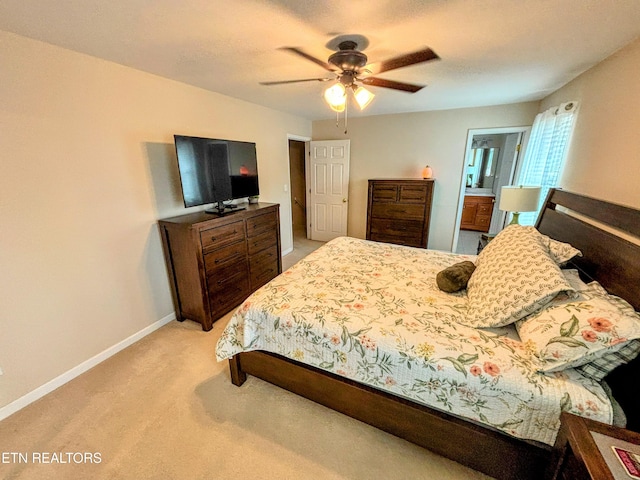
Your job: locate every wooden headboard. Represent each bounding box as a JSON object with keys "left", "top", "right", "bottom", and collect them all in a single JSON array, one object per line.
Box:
[{"left": 535, "top": 189, "right": 640, "bottom": 431}]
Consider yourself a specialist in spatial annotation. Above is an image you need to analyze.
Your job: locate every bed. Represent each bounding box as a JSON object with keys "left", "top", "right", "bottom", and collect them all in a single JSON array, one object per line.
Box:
[{"left": 215, "top": 189, "right": 640, "bottom": 480}]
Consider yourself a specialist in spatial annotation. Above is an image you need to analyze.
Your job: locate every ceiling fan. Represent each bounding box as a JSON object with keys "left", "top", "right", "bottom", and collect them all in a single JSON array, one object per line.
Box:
[{"left": 260, "top": 36, "right": 440, "bottom": 113}]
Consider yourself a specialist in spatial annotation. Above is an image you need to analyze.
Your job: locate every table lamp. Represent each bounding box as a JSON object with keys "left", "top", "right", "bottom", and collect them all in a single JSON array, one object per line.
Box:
[{"left": 499, "top": 186, "right": 541, "bottom": 225}]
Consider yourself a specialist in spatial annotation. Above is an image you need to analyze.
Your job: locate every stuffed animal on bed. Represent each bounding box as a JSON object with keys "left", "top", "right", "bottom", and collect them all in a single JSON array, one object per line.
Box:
[{"left": 436, "top": 261, "right": 476, "bottom": 293}]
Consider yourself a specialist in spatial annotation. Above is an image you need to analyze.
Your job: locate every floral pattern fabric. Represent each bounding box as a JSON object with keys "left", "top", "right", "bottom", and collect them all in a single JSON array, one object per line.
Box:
[
  {"left": 516, "top": 281, "right": 640, "bottom": 375},
  {"left": 216, "top": 237, "right": 612, "bottom": 446}
]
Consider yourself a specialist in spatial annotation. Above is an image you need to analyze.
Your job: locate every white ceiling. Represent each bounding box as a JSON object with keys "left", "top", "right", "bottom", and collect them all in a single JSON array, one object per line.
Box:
[{"left": 2, "top": 0, "right": 640, "bottom": 120}]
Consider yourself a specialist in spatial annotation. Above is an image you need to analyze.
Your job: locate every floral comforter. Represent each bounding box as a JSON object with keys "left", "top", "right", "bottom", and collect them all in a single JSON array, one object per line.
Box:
[{"left": 216, "top": 236, "right": 612, "bottom": 445}]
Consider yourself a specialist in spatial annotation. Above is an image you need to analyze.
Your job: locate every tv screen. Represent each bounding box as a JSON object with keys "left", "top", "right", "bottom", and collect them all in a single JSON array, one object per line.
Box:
[{"left": 174, "top": 135, "right": 259, "bottom": 212}]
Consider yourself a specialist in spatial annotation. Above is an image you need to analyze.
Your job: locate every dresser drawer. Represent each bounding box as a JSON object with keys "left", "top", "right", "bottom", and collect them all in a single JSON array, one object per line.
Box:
[
  {"left": 207, "top": 268, "right": 250, "bottom": 317},
  {"left": 250, "top": 249, "right": 278, "bottom": 290},
  {"left": 249, "top": 243, "right": 278, "bottom": 269},
  {"left": 247, "top": 230, "right": 277, "bottom": 255},
  {"left": 246, "top": 211, "right": 278, "bottom": 237},
  {"left": 371, "top": 203, "right": 425, "bottom": 221},
  {"left": 200, "top": 220, "right": 245, "bottom": 252},
  {"left": 371, "top": 185, "right": 398, "bottom": 202},
  {"left": 369, "top": 218, "right": 423, "bottom": 238},
  {"left": 398, "top": 185, "right": 428, "bottom": 203},
  {"left": 204, "top": 240, "right": 247, "bottom": 272},
  {"left": 369, "top": 232, "right": 423, "bottom": 248}
]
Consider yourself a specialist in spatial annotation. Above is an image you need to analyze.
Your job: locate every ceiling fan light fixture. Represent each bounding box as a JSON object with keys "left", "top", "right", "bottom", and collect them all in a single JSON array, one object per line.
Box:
[
  {"left": 329, "top": 101, "right": 346, "bottom": 113},
  {"left": 324, "top": 83, "right": 346, "bottom": 109},
  {"left": 353, "top": 85, "right": 375, "bottom": 110}
]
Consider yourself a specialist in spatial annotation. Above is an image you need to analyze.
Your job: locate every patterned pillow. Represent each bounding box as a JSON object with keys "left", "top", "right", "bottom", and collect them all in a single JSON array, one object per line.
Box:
[
  {"left": 463, "top": 225, "right": 575, "bottom": 328},
  {"left": 547, "top": 237, "right": 582, "bottom": 264},
  {"left": 562, "top": 269, "right": 589, "bottom": 292},
  {"left": 575, "top": 340, "right": 640, "bottom": 381},
  {"left": 516, "top": 282, "right": 640, "bottom": 375}
]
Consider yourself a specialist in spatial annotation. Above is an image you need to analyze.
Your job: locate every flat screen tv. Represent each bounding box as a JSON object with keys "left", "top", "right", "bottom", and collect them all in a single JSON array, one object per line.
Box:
[{"left": 174, "top": 135, "right": 259, "bottom": 215}]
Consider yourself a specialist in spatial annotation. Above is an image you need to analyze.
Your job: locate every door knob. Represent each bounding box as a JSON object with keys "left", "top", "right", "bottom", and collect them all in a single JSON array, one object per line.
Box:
[{"left": 342, "top": 198, "right": 347, "bottom": 203}]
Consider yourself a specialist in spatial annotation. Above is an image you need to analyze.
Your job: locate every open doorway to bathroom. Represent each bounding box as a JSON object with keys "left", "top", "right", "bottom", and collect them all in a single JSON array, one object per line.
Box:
[{"left": 453, "top": 126, "right": 531, "bottom": 255}]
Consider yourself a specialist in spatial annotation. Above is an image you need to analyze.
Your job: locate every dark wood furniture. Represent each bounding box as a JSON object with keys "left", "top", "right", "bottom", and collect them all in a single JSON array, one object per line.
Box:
[
  {"left": 550, "top": 412, "right": 640, "bottom": 479},
  {"left": 227, "top": 189, "right": 640, "bottom": 480},
  {"left": 366, "top": 179, "right": 434, "bottom": 248},
  {"left": 159, "top": 203, "right": 281, "bottom": 331},
  {"left": 461, "top": 194, "right": 495, "bottom": 232},
  {"left": 477, "top": 233, "right": 496, "bottom": 254}
]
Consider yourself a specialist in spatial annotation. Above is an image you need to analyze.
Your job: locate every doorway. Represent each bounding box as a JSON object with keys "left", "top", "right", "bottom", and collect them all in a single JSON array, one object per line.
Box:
[
  {"left": 288, "top": 139, "right": 307, "bottom": 242},
  {"left": 453, "top": 127, "right": 531, "bottom": 254}
]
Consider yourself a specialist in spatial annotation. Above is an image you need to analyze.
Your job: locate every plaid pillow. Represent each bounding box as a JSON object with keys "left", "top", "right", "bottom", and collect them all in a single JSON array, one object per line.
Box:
[{"left": 576, "top": 340, "right": 640, "bottom": 381}]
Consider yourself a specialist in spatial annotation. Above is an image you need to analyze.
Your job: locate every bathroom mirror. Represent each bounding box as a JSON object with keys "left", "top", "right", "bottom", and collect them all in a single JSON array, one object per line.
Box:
[{"left": 466, "top": 148, "right": 500, "bottom": 189}]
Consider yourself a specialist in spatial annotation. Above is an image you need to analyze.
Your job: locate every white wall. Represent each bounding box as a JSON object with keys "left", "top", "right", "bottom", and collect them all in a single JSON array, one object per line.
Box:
[
  {"left": 540, "top": 37, "right": 640, "bottom": 209},
  {"left": 312, "top": 103, "right": 539, "bottom": 250},
  {"left": 0, "top": 31, "right": 311, "bottom": 410}
]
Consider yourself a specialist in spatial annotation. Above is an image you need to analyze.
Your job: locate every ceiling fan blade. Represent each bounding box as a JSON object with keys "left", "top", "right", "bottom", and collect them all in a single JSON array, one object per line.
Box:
[
  {"left": 365, "top": 47, "right": 439, "bottom": 75},
  {"left": 260, "top": 78, "right": 330, "bottom": 86},
  {"left": 361, "top": 77, "right": 425, "bottom": 93},
  {"left": 280, "top": 47, "right": 336, "bottom": 71}
]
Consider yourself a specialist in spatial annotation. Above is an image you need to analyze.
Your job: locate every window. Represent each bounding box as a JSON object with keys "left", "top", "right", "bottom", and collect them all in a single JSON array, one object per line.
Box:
[{"left": 515, "top": 101, "right": 578, "bottom": 225}]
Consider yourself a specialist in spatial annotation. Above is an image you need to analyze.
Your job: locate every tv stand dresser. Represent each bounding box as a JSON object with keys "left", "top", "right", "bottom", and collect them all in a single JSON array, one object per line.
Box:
[{"left": 159, "top": 203, "right": 281, "bottom": 331}]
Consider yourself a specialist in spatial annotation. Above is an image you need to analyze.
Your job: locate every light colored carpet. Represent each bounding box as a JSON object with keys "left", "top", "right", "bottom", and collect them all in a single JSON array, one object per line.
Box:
[{"left": 0, "top": 236, "right": 493, "bottom": 480}]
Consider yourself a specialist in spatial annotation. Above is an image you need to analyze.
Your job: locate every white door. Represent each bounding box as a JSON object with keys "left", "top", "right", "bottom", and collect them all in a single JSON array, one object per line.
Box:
[{"left": 307, "top": 140, "right": 350, "bottom": 242}]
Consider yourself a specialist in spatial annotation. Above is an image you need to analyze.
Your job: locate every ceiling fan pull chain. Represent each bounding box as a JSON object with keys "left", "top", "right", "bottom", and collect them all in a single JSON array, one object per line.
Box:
[{"left": 344, "top": 96, "right": 349, "bottom": 134}]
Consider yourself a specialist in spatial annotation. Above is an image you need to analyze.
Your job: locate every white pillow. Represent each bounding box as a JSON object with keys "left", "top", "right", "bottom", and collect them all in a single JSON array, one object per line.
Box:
[{"left": 463, "top": 225, "right": 575, "bottom": 328}]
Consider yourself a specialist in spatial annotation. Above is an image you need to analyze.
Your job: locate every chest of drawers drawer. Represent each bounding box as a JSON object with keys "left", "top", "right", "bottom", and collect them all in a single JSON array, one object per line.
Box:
[
  {"left": 200, "top": 220, "right": 244, "bottom": 252},
  {"left": 204, "top": 240, "right": 247, "bottom": 273},
  {"left": 398, "top": 185, "right": 428, "bottom": 203},
  {"left": 207, "top": 265, "right": 251, "bottom": 316},
  {"left": 247, "top": 229, "right": 277, "bottom": 255},
  {"left": 247, "top": 211, "right": 278, "bottom": 237},
  {"left": 249, "top": 244, "right": 279, "bottom": 290},
  {"left": 369, "top": 218, "right": 423, "bottom": 238},
  {"left": 371, "top": 203, "right": 425, "bottom": 221},
  {"left": 371, "top": 185, "right": 398, "bottom": 202}
]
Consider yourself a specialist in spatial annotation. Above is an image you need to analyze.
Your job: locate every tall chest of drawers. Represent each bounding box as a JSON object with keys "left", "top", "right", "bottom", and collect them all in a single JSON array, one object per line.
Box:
[
  {"left": 366, "top": 179, "right": 435, "bottom": 248},
  {"left": 159, "top": 203, "right": 281, "bottom": 331}
]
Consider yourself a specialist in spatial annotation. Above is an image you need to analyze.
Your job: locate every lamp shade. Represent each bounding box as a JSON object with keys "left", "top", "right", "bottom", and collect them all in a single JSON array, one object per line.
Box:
[
  {"left": 353, "top": 86, "right": 375, "bottom": 110},
  {"left": 499, "top": 186, "right": 541, "bottom": 213}
]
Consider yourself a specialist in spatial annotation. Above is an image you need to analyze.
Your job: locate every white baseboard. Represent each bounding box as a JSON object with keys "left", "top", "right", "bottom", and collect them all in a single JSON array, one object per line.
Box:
[
  {"left": 282, "top": 246, "right": 293, "bottom": 256},
  {"left": 0, "top": 312, "right": 175, "bottom": 422}
]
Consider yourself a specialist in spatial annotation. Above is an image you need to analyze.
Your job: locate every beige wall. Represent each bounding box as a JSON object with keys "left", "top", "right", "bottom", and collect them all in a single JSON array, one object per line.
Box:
[
  {"left": 0, "top": 31, "right": 310, "bottom": 409},
  {"left": 312, "top": 103, "right": 539, "bottom": 250},
  {"left": 540, "top": 37, "right": 640, "bottom": 209}
]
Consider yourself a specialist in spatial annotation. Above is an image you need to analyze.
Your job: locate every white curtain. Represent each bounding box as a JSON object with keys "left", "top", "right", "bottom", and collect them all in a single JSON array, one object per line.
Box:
[{"left": 515, "top": 101, "right": 578, "bottom": 225}]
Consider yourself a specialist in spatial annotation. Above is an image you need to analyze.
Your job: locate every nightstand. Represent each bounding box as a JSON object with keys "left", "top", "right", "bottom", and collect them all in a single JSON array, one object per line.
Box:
[
  {"left": 549, "top": 412, "right": 640, "bottom": 479},
  {"left": 476, "top": 233, "right": 495, "bottom": 254}
]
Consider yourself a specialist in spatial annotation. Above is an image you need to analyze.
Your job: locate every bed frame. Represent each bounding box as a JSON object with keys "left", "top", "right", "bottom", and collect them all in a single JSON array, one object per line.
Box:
[{"left": 227, "top": 189, "right": 640, "bottom": 480}]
